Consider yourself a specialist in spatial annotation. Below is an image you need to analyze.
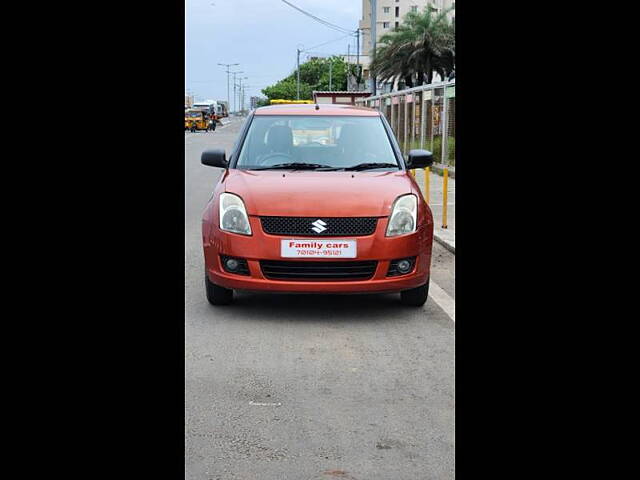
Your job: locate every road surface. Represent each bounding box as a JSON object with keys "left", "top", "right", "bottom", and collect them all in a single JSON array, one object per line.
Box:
[{"left": 185, "top": 118, "right": 455, "bottom": 480}]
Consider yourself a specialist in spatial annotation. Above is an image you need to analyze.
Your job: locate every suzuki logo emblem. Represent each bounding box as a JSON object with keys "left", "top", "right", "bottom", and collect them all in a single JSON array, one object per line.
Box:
[{"left": 311, "top": 219, "right": 327, "bottom": 233}]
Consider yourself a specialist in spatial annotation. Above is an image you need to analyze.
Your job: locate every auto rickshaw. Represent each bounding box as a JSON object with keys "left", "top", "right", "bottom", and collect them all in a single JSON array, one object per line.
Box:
[{"left": 185, "top": 110, "right": 210, "bottom": 132}]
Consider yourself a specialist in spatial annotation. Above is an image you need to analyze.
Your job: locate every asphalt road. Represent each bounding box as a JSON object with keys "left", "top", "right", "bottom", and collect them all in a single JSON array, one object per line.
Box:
[{"left": 185, "top": 118, "right": 455, "bottom": 480}]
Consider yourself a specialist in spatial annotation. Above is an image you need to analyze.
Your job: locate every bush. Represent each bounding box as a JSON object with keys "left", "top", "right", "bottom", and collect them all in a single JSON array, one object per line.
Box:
[{"left": 407, "top": 136, "right": 455, "bottom": 166}]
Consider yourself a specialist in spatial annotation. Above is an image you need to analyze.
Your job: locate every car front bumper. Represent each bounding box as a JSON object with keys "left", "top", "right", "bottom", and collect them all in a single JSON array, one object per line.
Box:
[{"left": 204, "top": 216, "right": 432, "bottom": 293}]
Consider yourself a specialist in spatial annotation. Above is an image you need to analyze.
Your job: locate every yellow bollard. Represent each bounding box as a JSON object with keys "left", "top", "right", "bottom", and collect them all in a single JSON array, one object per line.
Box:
[
  {"left": 442, "top": 167, "right": 448, "bottom": 229},
  {"left": 424, "top": 167, "right": 430, "bottom": 204}
]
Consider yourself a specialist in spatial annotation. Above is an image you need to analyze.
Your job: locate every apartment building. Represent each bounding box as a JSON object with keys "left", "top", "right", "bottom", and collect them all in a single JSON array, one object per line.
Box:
[{"left": 356, "top": 0, "right": 455, "bottom": 91}]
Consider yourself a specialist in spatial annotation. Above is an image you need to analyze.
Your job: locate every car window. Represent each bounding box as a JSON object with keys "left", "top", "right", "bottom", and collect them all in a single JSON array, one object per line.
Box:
[{"left": 235, "top": 115, "right": 399, "bottom": 170}]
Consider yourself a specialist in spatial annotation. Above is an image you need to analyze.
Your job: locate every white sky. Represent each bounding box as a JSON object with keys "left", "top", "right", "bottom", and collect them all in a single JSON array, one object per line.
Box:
[{"left": 185, "top": 0, "right": 361, "bottom": 104}]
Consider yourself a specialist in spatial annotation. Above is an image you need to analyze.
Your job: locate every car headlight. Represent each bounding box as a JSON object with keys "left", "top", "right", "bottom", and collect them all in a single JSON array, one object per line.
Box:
[
  {"left": 219, "top": 193, "right": 252, "bottom": 235},
  {"left": 386, "top": 194, "right": 417, "bottom": 237}
]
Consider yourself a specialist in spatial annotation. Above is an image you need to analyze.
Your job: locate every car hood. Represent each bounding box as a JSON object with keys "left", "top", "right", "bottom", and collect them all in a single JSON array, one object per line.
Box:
[{"left": 223, "top": 169, "right": 414, "bottom": 217}]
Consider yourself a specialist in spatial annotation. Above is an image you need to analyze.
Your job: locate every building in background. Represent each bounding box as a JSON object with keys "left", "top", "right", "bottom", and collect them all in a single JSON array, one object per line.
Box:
[
  {"left": 185, "top": 94, "right": 194, "bottom": 108},
  {"left": 357, "top": 0, "right": 455, "bottom": 92}
]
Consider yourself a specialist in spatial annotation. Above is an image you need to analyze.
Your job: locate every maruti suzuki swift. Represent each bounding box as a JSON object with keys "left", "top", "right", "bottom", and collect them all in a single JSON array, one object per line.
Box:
[{"left": 201, "top": 104, "right": 434, "bottom": 306}]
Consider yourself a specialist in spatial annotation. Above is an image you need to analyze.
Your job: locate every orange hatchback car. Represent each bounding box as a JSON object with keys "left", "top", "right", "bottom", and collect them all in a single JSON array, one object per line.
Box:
[{"left": 201, "top": 104, "right": 434, "bottom": 306}]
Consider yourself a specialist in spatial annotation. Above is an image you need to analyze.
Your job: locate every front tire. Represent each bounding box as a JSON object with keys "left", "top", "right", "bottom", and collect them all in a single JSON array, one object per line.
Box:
[
  {"left": 205, "top": 275, "right": 233, "bottom": 305},
  {"left": 400, "top": 280, "right": 429, "bottom": 307}
]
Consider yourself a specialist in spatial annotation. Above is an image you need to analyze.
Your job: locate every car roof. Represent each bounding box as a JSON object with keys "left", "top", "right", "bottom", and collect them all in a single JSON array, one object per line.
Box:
[{"left": 254, "top": 104, "right": 380, "bottom": 117}]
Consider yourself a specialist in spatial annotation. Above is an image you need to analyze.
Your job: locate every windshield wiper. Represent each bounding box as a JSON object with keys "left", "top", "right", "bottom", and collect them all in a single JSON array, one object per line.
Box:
[
  {"left": 249, "top": 162, "right": 335, "bottom": 171},
  {"left": 343, "top": 162, "right": 399, "bottom": 171}
]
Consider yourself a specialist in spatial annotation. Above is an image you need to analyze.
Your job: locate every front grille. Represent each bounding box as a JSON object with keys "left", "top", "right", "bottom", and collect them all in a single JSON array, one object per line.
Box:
[
  {"left": 260, "top": 217, "right": 378, "bottom": 236},
  {"left": 260, "top": 260, "right": 378, "bottom": 281}
]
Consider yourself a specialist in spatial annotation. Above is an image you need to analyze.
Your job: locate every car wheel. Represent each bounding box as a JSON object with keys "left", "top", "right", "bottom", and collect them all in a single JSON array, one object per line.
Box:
[
  {"left": 205, "top": 275, "right": 233, "bottom": 305},
  {"left": 400, "top": 280, "right": 429, "bottom": 307}
]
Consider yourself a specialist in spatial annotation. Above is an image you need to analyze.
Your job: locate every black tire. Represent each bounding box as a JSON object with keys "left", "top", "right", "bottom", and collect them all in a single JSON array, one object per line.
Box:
[
  {"left": 205, "top": 276, "right": 233, "bottom": 305},
  {"left": 400, "top": 280, "right": 429, "bottom": 307}
]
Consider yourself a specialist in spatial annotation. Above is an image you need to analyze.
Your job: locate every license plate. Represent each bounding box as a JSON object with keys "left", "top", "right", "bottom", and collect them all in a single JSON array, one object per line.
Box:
[{"left": 281, "top": 239, "right": 357, "bottom": 258}]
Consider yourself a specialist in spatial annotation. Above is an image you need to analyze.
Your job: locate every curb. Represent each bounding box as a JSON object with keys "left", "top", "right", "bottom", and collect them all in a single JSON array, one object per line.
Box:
[{"left": 434, "top": 228, "right": 455, "bottom": 254}]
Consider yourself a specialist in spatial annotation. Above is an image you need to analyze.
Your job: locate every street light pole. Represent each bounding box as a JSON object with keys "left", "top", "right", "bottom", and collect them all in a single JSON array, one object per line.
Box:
[
  {"left": 218, "top": 63, "right": 239, "bottom": 114},
  {"left": 370, "top": 0, "right": 377, "bottom": 95}
]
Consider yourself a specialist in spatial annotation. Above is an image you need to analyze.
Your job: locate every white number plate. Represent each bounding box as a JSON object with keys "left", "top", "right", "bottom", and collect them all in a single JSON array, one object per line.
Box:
[{"left": 281, "top": 239, "right": 357, "bottom": 258}]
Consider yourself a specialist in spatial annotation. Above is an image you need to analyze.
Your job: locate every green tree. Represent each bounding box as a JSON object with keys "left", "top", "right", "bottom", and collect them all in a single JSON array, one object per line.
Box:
[
  {"left": 255, "top": 97, "right": 270, "bottom": 107},
  {"left": 262, "top": 56, "right": 349, "bottom": 101},
  {"left": 370, "top": 6, "right": 454, "bottom": 88}
]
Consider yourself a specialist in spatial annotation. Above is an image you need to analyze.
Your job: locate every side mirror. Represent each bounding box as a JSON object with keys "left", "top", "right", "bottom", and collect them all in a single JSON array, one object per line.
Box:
[
  {"left": 201, "top": 148, "right": 228, "bottom": 168},
  {"left": 407, "top": 149, "right": 434, "bottom": 169}
]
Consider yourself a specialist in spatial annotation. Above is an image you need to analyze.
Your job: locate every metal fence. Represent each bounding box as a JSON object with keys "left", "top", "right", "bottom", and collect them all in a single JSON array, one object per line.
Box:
[
  {"left": 356, "top": 81, "right": 455, "bottom": 229},
  {"left": 355, "top": 80, "right": 456, "bottom": 167}
]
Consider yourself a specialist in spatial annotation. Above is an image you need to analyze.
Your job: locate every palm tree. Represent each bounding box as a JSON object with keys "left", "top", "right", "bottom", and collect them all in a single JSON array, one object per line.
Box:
[{"left": 370, "top": 5, "right": 455, "bottom": 89}]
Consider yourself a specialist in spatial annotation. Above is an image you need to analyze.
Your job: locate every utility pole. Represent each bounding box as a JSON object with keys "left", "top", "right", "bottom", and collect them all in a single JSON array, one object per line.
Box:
[
  {"left": 243, "top": 77, "right": 248, "bottom": 112},
  {"left": 231, "top": 70, "right": 243, "bottom": 114},
  {"left": 356, "top": 29, "right": 360, "bottom": 68},
  {"left": 370, "top": 0, "right": 377, "bottom": 95},
  {"left": 238, "top": 77, "right": 248, "bottom": 113},
  {"left": 356, "top": 28, "right": 360, "bottom": 89},
  {"left": 347, "top": 45, "right": 350, "bottom": 91},
  {"left": 244, "top": 85, "right": 255, "bottom": 111},
  {"left": 296, "top": 48, "right": 301, "bottom": 100},
  {"left": 329, "top": 60, "right": 333, "bottom": 91},
  {"left": 218, "top": 63, "right": 239, "bottom": 115}
]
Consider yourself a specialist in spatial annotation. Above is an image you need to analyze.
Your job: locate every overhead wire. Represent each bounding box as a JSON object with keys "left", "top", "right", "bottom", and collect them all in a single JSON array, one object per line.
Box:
[
  {"left": 280, "top": 0, "right": 355, "bottom": 35},
  {"left": 303, "top": 32, "right": 354, "bottom": 52}
]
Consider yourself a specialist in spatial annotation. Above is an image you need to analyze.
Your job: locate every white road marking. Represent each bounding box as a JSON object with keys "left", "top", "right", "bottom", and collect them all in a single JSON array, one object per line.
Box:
[
  {"left": 249, "top": 401, "right": 282, "bottom": 407},
  {"left": 429, "top": 280, "right": 455, "bottom": 322}
]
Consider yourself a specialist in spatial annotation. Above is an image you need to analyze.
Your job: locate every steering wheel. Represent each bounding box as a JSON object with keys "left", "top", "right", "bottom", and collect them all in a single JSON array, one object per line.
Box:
[{"left": 256, "top": 151, "right": 293, "bottom": 166}]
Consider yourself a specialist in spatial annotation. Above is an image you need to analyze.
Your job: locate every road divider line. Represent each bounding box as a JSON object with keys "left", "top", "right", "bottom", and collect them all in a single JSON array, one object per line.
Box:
[{"left": 428, "top": 280, "right": 455, "bottom": 322}]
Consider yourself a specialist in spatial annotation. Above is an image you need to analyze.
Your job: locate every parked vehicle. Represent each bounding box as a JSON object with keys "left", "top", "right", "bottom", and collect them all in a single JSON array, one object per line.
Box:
[{"left": 200, "top": 104, "right": 434, "bottom": 306}]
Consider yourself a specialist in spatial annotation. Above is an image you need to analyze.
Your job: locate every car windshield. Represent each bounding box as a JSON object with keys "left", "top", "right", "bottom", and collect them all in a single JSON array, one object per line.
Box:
[
  {"left": 187, "top": 112, "right": 201, "bottom": 118},
  {"left": 235, "top": 115, "right": 399, "bottom": 170}
]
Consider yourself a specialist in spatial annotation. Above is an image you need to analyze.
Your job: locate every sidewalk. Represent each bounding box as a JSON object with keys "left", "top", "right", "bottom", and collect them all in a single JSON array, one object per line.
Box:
[{"left": 413, "top": 168, "right": 456, "bottom": 253}]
